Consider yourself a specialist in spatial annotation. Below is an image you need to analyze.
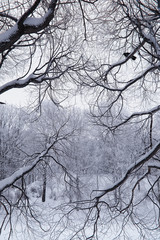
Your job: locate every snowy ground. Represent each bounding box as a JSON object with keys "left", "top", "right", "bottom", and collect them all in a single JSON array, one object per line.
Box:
[{"left": 0, "top": 175, "right": 160, "bottom": 240}]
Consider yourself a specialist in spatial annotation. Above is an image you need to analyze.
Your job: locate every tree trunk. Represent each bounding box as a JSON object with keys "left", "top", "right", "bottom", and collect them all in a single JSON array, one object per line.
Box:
[{"left": 42, "top": 163, "right": 47, "bottom": 202}]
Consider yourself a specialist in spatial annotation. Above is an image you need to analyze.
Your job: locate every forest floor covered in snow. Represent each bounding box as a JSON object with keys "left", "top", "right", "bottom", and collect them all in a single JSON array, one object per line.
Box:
[{"left": 0, "top": 174, "right": 160, "bottom": 240}]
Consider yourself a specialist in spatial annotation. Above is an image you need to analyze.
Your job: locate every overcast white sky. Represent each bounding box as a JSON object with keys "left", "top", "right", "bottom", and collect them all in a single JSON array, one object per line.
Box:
[
  {"left": 0, "top": 86, "right": 89, "bottom": 110},
  {"left": 0, "top": 88, "right": 31, "bottom": 107}
]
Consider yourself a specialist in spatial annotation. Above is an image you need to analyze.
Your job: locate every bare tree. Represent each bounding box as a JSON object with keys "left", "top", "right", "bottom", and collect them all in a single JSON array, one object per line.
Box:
[
  {"left": 0, "top": 106, "right": 27, "bottom": 180},
  {"left": 1, "top": 0, "right": 160, "bottom": 239},
  {"left": 0, "top": 104, "right": 79, "bottom": 238},
  {"left": 0, "top": 0, "right": 98, "bottom": 107},
  {"left": 72, "top": 1, "right": 160, "bottom": 239},
  {"left": 0, "top": 0, "right": 100, "bottom": 238}
]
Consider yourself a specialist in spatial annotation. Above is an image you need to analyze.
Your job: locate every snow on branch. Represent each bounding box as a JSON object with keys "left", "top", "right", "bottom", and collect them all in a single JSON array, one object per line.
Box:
[
  {"left": 0, "top": 142, "right": 54, "bottom": 193},
  {"left": 92, "top": 63, "right": 158, "bottom": 94},
  {"left": 103, "top": 40, "right": 145, "bottom": 82},
  {"left": 111, "top": 104, "right": 160, "bottom": 130},
  {"left": 0, "top": 73, "right": 43, "bottom": 95},
  {"left": 0, "top": 62, "right": 70, "bottom": 95},
  {"left": 18, "top": 0, "right": 41, "bottom": 29},
  {"left": 95, "top": 141, "right": 160, "bottom": 201},
  {"left": 0, "top": 0, "right": 58, "bottom": 53}
]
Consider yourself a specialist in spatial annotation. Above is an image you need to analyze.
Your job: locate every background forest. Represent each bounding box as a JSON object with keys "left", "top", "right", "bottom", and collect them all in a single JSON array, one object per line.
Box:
[{"left": 0, "top": 0, "right": 160, "bottom": 240}]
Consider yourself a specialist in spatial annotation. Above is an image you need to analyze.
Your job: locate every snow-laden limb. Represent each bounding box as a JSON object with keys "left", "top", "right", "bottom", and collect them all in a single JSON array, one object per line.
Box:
[
  {"left": 96, "top": 141, "right": 160, "bottom": 200},
  {"left": 110, "top": 104, "right": 160, "bottom": 130},
  {"left": 0, "top": 25, "right": 18, "bottom": 44},
  {"left": 0, "top": 65, "right": 70, "bottom": 95},
  {"left": 0, "top": 142, "right": 53, "bottom": 193},
  {"left": 0, "top": 0, "right": 58, "bottom": 53},
  {"left": 0, "top": 73, "right": 43, "bottom": 95},
  {"left": 103, "top": 40, "right": 145, "bottom": 82},
  {"left": 91, "top": 62, "right": 159, "bottom": 94}
]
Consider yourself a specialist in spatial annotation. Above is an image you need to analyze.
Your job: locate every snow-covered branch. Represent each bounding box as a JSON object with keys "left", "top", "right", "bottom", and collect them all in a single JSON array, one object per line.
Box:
[
  {"left": 0, "top": 142, "right": 53, "bottom": 192},
  {"left": 0, "top": 74, "right": 42, "bottom": 95},
  {"left": 0, "top": 0, "right": 58, "bottom": 53},
  {"left": 110, "top": 105, "right": 160, "bottom": 130},
  {"left": 96, "top": 141, "right": 160, "bottom": 200},
  {"left": 103, "top": 40, "right": 145, "bottom": 82}
]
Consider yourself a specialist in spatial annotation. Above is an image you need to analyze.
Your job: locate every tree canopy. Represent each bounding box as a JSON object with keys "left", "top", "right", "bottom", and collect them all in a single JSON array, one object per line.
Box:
[{"left": 0, "top": 1, "right": 160, "bottom": 239}]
